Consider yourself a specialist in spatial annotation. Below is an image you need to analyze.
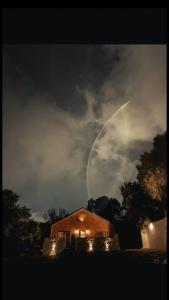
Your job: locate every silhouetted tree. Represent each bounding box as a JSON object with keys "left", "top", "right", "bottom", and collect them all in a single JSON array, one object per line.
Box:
[
  {"left": 87, "top": 198, "right": 96, "bottom": 212},
  {"left": 94, "top": 196, "right": 110, "bottom": 212},
  {"left": 99, "top": 198, "right": 121, "bottom": 231},
  {"left": 87, "top": 196, "right": 121, "bottom": 231},
  {"left": 137, "top": 131, "right": 167, "bottom": 211},
  {"left": 58, "top": 208, "right": 69, "bottom": 218},
  {"left": 2, "top": 189, "right": 41, "bottom": 256},
  {"left": 120, "top": 181, "right": 164, "bottom": 227},
  {"left": 43, "top": 207, "right": 69, "bottom": 224},
  {"left": 43, "top": 208, "right": 60, "bottom": 224}
]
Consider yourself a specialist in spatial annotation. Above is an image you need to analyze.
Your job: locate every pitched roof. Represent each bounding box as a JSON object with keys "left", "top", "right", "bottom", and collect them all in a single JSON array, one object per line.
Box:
[{"left": 51, "top": 207, "right": 112, "bottom": 226}]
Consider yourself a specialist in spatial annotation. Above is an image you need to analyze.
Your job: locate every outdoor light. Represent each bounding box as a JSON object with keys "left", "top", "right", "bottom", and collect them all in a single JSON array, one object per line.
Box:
[
  {"left": 104, "top": 238, "right": 111, "bottom": 251},
  {"left": 149, "top": 223, "right": 154, "bottom": 230},
  {"left": 78, "top": 214, "right": 85, "bottom": 222},
  {"left": 105, "top": 241, "right": 109, "bottom": 251},
  {"left": 50, "top": 241, "right": 56, "bottom": 256},
  {"left": 87, "top": 239, "right": 94, "bottom": 252}
]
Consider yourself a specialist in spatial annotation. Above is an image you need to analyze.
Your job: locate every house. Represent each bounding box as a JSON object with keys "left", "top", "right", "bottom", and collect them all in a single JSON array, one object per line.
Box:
[
  {"left": 51, "top": 207, "right": 114, "bottom": 245},
  {"left": 43, "top": 207, "right": 119, "bottom": 255}
]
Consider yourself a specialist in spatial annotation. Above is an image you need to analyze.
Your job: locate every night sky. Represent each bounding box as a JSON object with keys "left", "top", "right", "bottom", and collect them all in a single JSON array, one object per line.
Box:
[{"left": 3, "top": 45, "right": 166, "bottom": 221}]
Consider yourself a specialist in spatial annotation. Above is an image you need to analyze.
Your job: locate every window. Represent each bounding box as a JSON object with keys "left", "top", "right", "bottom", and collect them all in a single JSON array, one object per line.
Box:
[
  {"left": 80, "top": 230, "right": 86, "bottom": 238},
  {"left": 95, "top": 232, "right": 104, "bottom": 237},
  {"left": 57, "top": 232, "right": 64, "bottom": 238},
  {"left": 95, "top": 232, "right": 109, "bottom": 237}
]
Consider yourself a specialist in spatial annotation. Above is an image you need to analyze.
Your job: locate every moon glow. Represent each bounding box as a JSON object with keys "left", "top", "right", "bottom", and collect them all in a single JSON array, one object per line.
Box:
[{"left": 86, "top": 101, "right": 131, "bottom": 200}]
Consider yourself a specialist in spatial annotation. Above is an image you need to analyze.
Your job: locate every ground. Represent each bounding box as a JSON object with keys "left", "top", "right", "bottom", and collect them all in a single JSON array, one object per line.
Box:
[{"left": 2, "top": 249, "right": 167, "bottom": 300}]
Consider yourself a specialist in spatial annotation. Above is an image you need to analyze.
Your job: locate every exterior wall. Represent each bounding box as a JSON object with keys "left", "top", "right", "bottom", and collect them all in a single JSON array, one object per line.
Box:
[
  {"left": 51, "top": 208, "right": 114, "bottom": 239},
  {"left": 141, "top": 229, "right": 149, "bottom": 248},
  {"left": 141, "top": 217, "right": 167, "bottom": 250}
]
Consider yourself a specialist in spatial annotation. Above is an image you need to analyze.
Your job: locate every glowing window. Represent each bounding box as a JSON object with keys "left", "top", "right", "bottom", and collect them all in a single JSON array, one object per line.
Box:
[
  {"left": 57, "top": 232, "right": 64, "bottom": 238},
  {"left": 78, "top": 214, "right": 86, "bottom": 222},
  {"left": 80, "top": 230, "right": 86, "bottom": 238},
  {"left": 75, "top": 229, "right": 79, "bottom": 237}
]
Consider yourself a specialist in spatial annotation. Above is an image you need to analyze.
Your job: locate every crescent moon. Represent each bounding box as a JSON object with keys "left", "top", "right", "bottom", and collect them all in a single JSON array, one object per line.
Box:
[{"left": 86, "top": 101, "right": 131, "bottom": 200}]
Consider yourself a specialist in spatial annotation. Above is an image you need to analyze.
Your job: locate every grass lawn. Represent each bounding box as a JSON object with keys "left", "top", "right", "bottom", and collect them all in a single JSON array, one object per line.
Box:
[{"left": 2, "top": 249, "right": 167, "bottom": 300}]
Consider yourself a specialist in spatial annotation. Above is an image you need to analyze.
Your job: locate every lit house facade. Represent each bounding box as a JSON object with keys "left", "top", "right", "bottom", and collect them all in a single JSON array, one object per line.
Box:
[{"left": 51, "top": 208, "right": 115, "bottom": 248}]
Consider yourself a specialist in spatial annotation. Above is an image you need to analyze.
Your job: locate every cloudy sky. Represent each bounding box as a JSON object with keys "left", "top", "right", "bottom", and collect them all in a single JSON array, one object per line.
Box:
[{"left": 3, "top": 45, "right": 166, "bottom": 220}]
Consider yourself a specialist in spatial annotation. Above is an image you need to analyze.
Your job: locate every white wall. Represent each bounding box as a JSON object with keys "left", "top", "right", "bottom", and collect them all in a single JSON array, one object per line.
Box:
[{"left": 141, "top": 217, "right": 167, "bottom": 250}]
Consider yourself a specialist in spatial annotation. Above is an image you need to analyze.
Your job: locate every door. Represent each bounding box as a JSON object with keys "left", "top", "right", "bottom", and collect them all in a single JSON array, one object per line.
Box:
[{"left": 64, "top": 231, "right": 70, "bottom": 248}]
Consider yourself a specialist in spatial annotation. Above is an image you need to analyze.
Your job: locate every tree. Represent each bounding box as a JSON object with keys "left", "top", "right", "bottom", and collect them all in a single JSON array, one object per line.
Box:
[
  {"left": 120, "top": 181, "right": 164, "bottom": 227},
  {"left": 2, "top": 189, "right": 31, "bottom": 238},
  {"left": 87, "top": 198, "right": 96, "bottom": 212},
  {"left": 94, "top": 196, "right": 110, "bottom": 212},
  {"left": 43, "top": 208, "right": 60, "bottom": 224},
  {"left": 87, "top": 196, "right": 121, "bottom": 231},
  {"left": 43, "top": 207, "right": 69, "bottom": 224},
  {"left": 136, "top": 131, "right": 167, "bottom": 209},
  {"left": 2, "top": 189, "right": 41, "bottom": 256},
  {"left": 99, "top": 198, "right": 121, "bottom": 231},
  {"left": 58, "top": 208, "right": 69, "bottom": 218}
]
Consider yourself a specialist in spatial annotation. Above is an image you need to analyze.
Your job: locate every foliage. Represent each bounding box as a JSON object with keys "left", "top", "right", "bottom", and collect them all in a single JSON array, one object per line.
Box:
[
  {"left": 136, "top": 131, "right": 167, "bottom": 208},
  {"left": 120, "top": 181, "right": 165, "bottom": 227},
  {"left": 119, "top": 131, "right": 167, "bottom": 227},
  {"left": 43, "top": 207, "right": 69, "bottom": 224},
  {"left": 87, "top": 198, "right": 96, "bottom": 212},
  {"left": 87, "top": 196, "right": 121, "bottom": 231},
  {"left": 2, "top": 189, "right": 41, "bottom": 257}
]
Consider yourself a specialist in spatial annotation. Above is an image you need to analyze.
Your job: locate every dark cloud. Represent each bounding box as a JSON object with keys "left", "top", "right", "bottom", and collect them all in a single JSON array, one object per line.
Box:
[{"left": 3, "top": 45, "right": 166, "bottom": 220}]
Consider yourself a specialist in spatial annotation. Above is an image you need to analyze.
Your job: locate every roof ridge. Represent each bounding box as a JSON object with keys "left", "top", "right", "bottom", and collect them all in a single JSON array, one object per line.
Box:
[{"left": 51, "top": 206, "right": 112, "bottom": 227}]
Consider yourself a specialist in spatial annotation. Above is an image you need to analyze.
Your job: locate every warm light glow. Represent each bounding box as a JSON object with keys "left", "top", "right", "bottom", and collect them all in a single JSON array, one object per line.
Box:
[
  {"left": 78, "top": 214, "right": 85, "bottom": 222},
  {"left": 105, "top": 242, "right": 109, "bottom": 251},
  {"left": 87, "top": 239, "right": 94, "bottom": 252},
  {"left": 49, "top": 241, "right": 56, "bottom": 256},
  {"left": 80, "top": 230, "right": 86, "bottom": 238},
  {"left": 75, "top": 229, "right": 79, "bottom": 235},
  {"left": 86, "top": 230, "right": 90, "bottom": 234},
  {"left": 104, "top": 238, "right": 111, "bottom": 251},
  {"left": 149, "top": 223, "right": 154, "bottom": 230}
]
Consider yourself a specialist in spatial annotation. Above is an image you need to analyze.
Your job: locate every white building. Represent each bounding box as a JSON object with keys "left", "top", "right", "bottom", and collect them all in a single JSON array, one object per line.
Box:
[{"left": 141, "top": 217, "right": 167, "bottom": 250}]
